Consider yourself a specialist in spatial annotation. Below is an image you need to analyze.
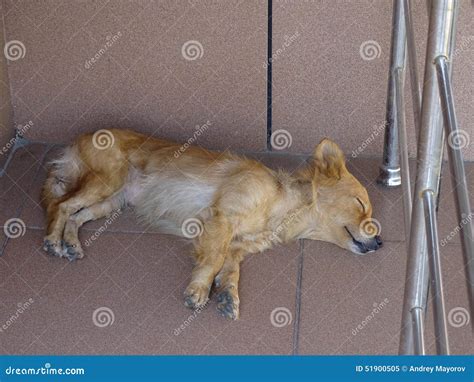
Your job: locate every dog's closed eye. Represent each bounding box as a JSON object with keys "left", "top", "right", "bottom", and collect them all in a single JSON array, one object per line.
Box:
[{"left": 356, "top": 197, "right": 366, "bottom": 213}]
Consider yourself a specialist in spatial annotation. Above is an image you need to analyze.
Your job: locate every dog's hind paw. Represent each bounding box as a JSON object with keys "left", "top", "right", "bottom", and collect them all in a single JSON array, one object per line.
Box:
[
  {"left": 216, "top": 289, "right": 239, "bottom": 320},
  {"left": 43, "top": 239, "right": 83, "bottom": 261},
  {"left": 183, "top": 284, "right": 210, "bottom": 309},
  {"left": 43, "top": 238, "right": 66, "bottom": 258},
  {"left": 62, "top": 242, "right": 84, "bottom": 261}
]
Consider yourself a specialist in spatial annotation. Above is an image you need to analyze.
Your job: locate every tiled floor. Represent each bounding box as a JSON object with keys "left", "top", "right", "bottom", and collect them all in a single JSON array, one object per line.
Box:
[{"left": 0, "top": 143, "right": 472, "bottom": 355}]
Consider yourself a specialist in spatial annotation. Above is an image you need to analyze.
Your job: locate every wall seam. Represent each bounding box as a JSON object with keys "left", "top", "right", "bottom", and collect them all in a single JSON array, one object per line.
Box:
[
  {"left": 266, "top": 0, "right": 272, "bottom": 151},
  {"left": 1, "top": 1, "right": 17, "bottom": 136}
]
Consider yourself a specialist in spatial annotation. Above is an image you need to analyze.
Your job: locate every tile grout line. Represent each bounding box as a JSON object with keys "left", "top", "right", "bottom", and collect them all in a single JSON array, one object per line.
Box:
[{"left": 292, "top": 238, "right": 304, "bottom": 355}]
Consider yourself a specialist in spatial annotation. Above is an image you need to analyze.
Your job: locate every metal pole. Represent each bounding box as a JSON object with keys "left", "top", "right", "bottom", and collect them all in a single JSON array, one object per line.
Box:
[
  {"left": 394, "top": 67, "right": 412, "bottom": 240},
  {"left": 399, "top": 0, "right": 457, "bottom": 355},
  {"left": 435, "top": 56, "right": 474, "bottom": 322},
  {"left": 423, "top": 190, "right": 450, "bottom": 354},
  {"left": 377, "top": 0, "right": 405, "bottom": 188},
  {"left": 411, "top": 307, "right": 426, "bottom": 355},
  {"left": 403, "top": 0, "right": 422, "bottom": 142}
]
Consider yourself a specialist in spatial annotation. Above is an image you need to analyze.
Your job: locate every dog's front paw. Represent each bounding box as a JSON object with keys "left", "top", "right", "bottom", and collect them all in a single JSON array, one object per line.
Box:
[
  {"left": 183, "top": 283, "right": 210, "bottom": 309},
  {"left": 216, "top": 289, "right": 239, "bottom": 320}
]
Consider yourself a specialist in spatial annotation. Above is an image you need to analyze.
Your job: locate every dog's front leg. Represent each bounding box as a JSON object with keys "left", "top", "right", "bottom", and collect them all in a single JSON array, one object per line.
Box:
[
  {"left": 184, "top": 215, "right": 232, "bottom": 309},
  {"left": 214, "top": 249, "right": 244, "bottom": 320}
]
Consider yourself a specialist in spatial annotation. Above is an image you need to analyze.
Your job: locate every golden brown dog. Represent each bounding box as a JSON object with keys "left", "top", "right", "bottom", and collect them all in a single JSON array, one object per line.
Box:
[{"left": 42, "top": 129, "right": 382, "bottom": 319}]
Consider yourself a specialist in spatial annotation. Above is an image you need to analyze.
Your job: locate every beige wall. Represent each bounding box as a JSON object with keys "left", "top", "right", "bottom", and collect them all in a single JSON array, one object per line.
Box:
[
  {"left": 272, "top": 0, "right": 473, "bottom": 160},
  {"left": 1, "top": 0, "right": 473, "bottom": 159},
  {"left": 0, "top": 2, "right": 14, "bottom": 165}
]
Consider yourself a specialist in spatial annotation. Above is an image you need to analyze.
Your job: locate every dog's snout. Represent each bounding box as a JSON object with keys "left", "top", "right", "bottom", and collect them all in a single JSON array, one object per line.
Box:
[
  {"left": 353, "top": 235, "right": 383, "bottom": 254},
  {"left": 366, "top": 235, "right": 383, "bottom": 252},
  {"left": 366, "top": 235, "right": 382, "bottom": 251}
]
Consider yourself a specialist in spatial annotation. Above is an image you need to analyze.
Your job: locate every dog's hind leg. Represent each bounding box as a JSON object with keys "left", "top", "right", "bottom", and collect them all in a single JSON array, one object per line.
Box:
[
  {"left": 44, "top": 173, "right": 125, "bottom": 259},
  {"left": 184, "top": 214, "right": 232, "bottom": 309},
  {"left": 214, "top": 249, "right": 244, "bottom": 320},
  {"left": 62, "top": 193, "right": 124, "bottom": 260}
]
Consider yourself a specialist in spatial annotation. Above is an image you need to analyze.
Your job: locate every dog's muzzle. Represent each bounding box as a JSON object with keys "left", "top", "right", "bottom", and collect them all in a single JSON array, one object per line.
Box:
[
  {"left": 353, "top": 235, "right": 383, "bottom": 253},
  {"left": 345, "top": 226, "right": 383, "bottom": 254}
]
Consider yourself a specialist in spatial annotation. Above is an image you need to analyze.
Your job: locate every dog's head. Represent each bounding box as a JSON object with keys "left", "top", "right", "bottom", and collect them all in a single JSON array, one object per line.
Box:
[{"left": 300, "top": 138, "right": 382, "bottom": 255}]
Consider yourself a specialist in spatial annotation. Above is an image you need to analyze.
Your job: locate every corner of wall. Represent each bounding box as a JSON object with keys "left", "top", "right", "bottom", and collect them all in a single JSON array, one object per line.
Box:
[{"left": 0, "top": 0, "right": 17, "bottom": 169}]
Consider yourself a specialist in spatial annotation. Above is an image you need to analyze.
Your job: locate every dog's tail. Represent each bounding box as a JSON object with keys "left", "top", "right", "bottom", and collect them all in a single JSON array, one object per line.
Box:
[{"left": 41, "top": 145, "right": 85, "bottom": 209}]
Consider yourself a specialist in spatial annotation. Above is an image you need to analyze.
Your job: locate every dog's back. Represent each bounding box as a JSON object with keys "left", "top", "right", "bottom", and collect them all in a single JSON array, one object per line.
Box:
[{"left": 42, "top": 129, "right": 276, "bottom": 237}]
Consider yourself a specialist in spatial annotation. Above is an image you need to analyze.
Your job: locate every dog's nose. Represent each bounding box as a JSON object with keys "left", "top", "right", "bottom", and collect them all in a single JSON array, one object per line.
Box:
[
  {"left": 365, "top": 235, "right": 382, "bottom": 252},
  {"left": 375, "top": 235, "right": 383, "bottom": 247}
]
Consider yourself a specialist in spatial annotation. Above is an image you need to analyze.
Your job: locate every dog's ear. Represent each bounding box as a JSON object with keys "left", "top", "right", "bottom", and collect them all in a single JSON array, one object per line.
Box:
[{"left": 313, "top": 138, "right": 347, "bottom": 180}]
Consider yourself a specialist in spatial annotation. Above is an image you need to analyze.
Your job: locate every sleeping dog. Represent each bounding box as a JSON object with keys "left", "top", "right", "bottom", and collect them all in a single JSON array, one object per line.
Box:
[{"left": 42, "top": 129, "right": 382, "bottom": 319}]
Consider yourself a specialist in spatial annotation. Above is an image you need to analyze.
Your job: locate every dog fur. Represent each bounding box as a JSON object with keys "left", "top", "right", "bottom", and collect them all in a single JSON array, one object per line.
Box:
[{"left": 41, "top": 129, "right": 381, "bottom": 319}]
